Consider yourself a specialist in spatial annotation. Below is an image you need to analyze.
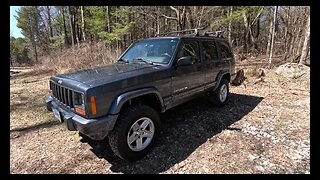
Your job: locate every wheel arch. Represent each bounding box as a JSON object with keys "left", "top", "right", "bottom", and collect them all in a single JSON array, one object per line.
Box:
[
  {"left": 108, "top": 88, "right": 165, "bottom": 115},
  {"left": 213, "top": 71, "right": 230, "bottom": 91}
]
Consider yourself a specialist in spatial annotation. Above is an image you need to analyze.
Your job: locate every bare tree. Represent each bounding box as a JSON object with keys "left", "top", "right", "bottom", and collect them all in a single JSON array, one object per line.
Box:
[
  {"left": 269, "top": 6, "right": 278, "bottom": 65},
  {"left": 45, "top": 6, "right": 53, "bottom": 38},
  {"left": 13, "top": 6, "right": 311, "bottom": 67},
  {"left": 106, "top": 6, "right": 111, "bottom": 32},
  {"left": 29, "top": 7, "right": 38, "bottom": 62},
  {"left": 299, "top": 14, "right": 310, "bottom": 64},
  {"left": 10, "top": 31, "right": 13, "bottom": 66},
  {"left": 197, "top": 6, "right": 205, "bottom": 28},
  {"left": 266, "top": 10, "right": 274, "bottom": 56},
  {"left": 168, "top": 6, "right": 186, "bottom": 30},
  {"left": 228, "top": 6, "right": 232, "bottom": 45},
  {"left": 60, "top": 7, "right": 69, "bottom": 45},
  {"left": 80, "top": 6, "right": 86, "bottom": 41},
  {"left": 73, "top": 7, "right": 80, "bottom": 47},
  {"left": 68, "top": 6, "right": 74, "bottom": 47},
  {"left": 242, "top": 10, "right": 249, "bottom": 54}
]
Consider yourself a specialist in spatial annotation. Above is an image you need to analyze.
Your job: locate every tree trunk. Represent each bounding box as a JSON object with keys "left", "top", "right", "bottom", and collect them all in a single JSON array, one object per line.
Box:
[
  {"left": 27, "top": 12, "right": 38, "bottom": 63},
  {"left": 269, "top": 6, "right": 278, "bottom": 65},
  {"left": 188, "top": 6, "right": 195, "bottom": 29},
  {"left": 170, "top": 6, "right": 181, "bottom": 31},
  {"left": 288, "top": 16, "right": 297, "bottom": 57},
  {"left": 33, "top": 40, "right": 38, "bottom": 63},
  {"left": 266, "top": 12, "right": 273, "bottom": 55},
  {"left": 81, "top": 6, "right": 86, "bottom": 41},
  {"left": 228, "top": 6, "right": 232, "bottom": 46},
  {"left": 10, "top": 54, "right": 13, "bottom": 66},
  {"left": 292, "top": 26, "right": 301, "bottom": 55},
  {"left": 244, "top": 9, "right": 259, "bottom": 53},
  {"left": 129, "top": 9, "right": 134, "bottom": 42},
  {"left": 299, "top": 15, "right": 310, "bottom": 64},
  {"left": 284, "top": 23, "right": 288, "bottom": 56},
  {"left": 68, "top": 6, "right": 75, "bottom": 47},
  {"left": 296, "top": 26, "right": 304, "bottom": 56},
  {"left": 255, "top": 18, "right": 260, "bottom": 38},
  {"left": 61, "top": 7, "right": 69, "bottom": 45},
  {"left": 283, "top": 6, "right": 290, "bottom": 58},
  {"left": 144, "top": 14, "right": 148, "bottom": 37},
  {"left": 156, "top": 6, "right": 160, "bottom": 35},
  {"left": 46, "top": 6, "right": 53, "bottom": 38},
  {"left": 249, "top": 26, "right": 259, "bottom": 52},
  {"left": 72, "top": 7, "right": 80, "bottom": 47},
  {"left": 198, "top": 6, "right": 204, "bottom": 28},
  {"left": 106, "top": 6, "right": 111, "bottom": 32},
  {"left": 76, "top": 23, "right": 80, "bottom": 47},
  {"left": 181, "top": 6, "right": 186, "bottom": 30},
  {"left": 242, "top": 11, "right": 249, "bottom": 54},
  {"left": 30, "top": 29, "right": 38, "bottom": 63}
]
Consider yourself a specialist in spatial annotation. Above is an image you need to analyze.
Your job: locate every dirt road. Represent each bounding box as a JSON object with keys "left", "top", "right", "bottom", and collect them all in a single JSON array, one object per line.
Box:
[{"left": 10, "top": 68, "right": 310, "bottom": 174}]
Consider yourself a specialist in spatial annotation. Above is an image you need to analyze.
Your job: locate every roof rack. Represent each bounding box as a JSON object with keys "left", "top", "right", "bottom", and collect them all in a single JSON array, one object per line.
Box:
[
  {"left": 154, "top": 28, "right": 224, "bottom": 38},
  {"left": 154, "top": 27, "right": 205, "bottom": 37},
  {"left": 204, "top": 31, "right": 224, "bottom": 38}
]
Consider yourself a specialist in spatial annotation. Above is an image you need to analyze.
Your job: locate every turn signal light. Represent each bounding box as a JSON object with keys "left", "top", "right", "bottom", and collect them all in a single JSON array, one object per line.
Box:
[
  {"left": 75, "top": 107, "right": 86, "bottom": 116},
  {"left": 90, "top": 96, "right": 97, "bottom": 115}
]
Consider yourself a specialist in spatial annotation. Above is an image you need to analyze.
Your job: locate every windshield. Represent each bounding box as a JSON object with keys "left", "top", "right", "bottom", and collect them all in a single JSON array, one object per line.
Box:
[{"left": 121, "top": 39, "right": 178, "bottom": 64}]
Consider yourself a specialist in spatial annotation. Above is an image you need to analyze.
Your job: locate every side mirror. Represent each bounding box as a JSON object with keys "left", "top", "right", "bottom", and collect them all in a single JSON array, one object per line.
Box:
[{"left": 177, "top": 56, "right": 194, "bottom": 66}]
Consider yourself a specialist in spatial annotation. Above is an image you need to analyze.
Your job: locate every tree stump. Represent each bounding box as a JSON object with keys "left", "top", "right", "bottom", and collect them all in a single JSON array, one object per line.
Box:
[{"left": 231, "top": 69, "right": 246, "bottom": 86}]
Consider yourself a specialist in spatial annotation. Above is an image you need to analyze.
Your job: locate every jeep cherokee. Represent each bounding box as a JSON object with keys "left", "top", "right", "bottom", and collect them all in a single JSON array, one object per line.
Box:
[{"left": 45, "top": 30, "right": 236, "bottom": 161}]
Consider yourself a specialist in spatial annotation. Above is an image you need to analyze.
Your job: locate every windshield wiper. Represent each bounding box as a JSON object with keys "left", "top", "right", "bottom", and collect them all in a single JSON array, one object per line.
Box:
[
  {"left": 117, "top": 58, "right": 129, "bottom": 63},
  {"left": 132, "top": 58, "right": 153, "bottom": 65}
]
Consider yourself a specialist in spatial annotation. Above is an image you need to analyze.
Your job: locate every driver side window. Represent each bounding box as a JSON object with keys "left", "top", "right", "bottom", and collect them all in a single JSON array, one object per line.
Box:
[{"left": 177, "top": 41, "right": 200, "bottom": 63}]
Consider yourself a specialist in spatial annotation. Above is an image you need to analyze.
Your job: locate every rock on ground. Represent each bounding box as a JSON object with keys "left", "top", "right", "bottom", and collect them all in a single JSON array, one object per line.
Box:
[{"left": 275, "top": 63, "right": 310, "bottom": 79}]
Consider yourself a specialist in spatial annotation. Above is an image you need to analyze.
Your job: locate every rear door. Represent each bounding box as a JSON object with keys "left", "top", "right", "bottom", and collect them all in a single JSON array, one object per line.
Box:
[
  {"left": 216, "top": 40, "right": 233, "bottom": 74},
  {"left": 200, "top": 40, "right": 220, "bottom": 90}
]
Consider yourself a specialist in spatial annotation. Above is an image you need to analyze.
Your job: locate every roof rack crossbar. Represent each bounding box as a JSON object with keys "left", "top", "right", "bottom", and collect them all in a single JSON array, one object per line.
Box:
[
  {"left": 153, "top": 28, "right": 225, "bottom": 38},
  {"left": 155, "top": 27, "right": 205, "bottom": 37},
  {"left": 204, "top": 31, "right": 224, "bottom": 37}
]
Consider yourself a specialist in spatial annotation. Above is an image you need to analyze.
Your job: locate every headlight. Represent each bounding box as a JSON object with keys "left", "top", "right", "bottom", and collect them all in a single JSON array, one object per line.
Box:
[
  {"left": 74, "top": 92, "right": 84, "bottom": 106},
  {"left": 74, "top": 92, "right": 86, "bottom": 116}
]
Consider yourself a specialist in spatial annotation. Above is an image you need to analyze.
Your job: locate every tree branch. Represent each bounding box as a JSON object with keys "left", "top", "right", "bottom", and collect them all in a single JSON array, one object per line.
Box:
[
  {"left": 161, "top": 14, "right": 178, "bottom": 21},
  {"left": 169, "top": 6, "right": 179, "bottom": 17},
  {"left": 250, "top": 7, "right": 264, "bottom": 26}
]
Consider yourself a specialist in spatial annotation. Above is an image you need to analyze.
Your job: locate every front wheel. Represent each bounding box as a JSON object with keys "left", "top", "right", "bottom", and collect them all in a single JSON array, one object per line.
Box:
[
  {"left": 108, "top": 104, "right": 161, "bottom": 162},
  {"left": 210, "top": 78, "right": 229, "bottom": 107}
]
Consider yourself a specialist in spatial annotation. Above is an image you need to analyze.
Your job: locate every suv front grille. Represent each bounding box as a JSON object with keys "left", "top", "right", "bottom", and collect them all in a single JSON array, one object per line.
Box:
[{"left": 50, "top": 81, "right": 74, "bottom": 108}]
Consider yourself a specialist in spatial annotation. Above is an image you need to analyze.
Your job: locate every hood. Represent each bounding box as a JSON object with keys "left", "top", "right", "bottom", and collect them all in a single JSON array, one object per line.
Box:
[{"left": 56, "top": 63, "right": 163, "bottom": 86}]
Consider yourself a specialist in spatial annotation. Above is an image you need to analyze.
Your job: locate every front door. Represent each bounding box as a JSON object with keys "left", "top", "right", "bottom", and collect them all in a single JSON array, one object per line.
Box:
[{"left": 172, "top": 40, "right": 205, "bottom": 104}]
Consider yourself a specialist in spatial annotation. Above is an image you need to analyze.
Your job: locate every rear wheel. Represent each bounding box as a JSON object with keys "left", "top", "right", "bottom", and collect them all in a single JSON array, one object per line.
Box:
[
  {"left": 108, "top": 104, "right": 161, "bottom": 162},
  {"left": 210, "top": 78, "right": 229, "bottom": 107}
]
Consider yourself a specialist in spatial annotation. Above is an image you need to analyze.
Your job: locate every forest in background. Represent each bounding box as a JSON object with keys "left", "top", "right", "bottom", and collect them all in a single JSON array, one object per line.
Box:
[{"left": 10, "top": 6, "right": 310, "bottom": 71}]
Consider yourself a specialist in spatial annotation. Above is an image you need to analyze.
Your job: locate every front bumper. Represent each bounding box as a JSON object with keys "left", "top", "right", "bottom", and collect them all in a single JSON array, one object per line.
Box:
[{"left": 45, "top": 96, "right": 118, "bottom": 140}]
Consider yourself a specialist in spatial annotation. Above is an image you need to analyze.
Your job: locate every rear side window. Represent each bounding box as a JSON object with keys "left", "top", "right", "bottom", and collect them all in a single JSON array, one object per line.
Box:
[
  {"left": 201, "top": 41, "right": 218, "bottom": 61},
  {"left": 177, "top": 41, "right": 200, "bottom": 63},
  {"left": 217, "top": 41, "right": 232, "bottom": 59}
]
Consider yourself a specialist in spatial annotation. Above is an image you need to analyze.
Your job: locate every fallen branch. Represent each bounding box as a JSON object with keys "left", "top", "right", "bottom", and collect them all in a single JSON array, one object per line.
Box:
[{"left": 253, "top": 77, "right": 265, "bottom": 85}]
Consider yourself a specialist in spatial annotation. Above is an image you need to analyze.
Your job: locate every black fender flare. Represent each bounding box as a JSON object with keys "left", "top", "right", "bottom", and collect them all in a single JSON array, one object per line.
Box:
[
  {"left": 213, "top": 71, "right": 230, "bottom": 91},
  {"left": 108, "top": 87, "right": 165, "bottom": 114}
]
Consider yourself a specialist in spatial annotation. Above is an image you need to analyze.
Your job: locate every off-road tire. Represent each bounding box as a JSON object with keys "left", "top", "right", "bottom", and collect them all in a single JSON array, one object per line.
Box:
[
  {"left": 210, "top": 78, "right": 229, "bottom": 107},
  {"left": 108, "top": 104, "right": 161, "bottom": 162}
]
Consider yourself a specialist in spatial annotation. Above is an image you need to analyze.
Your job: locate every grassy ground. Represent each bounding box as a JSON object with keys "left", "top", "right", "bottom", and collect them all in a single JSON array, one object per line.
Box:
[{"left": 10, "top": 65, "right": 310, "bottom": 174}]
